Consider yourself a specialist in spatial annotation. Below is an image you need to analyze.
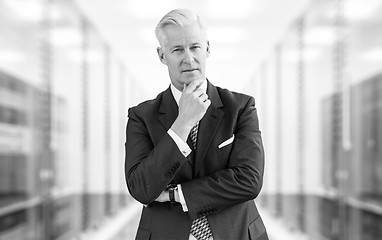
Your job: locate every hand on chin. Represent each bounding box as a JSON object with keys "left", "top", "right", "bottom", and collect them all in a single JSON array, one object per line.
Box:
[{"left": 185, "top": 78, "right": 204, "bottom": 87}]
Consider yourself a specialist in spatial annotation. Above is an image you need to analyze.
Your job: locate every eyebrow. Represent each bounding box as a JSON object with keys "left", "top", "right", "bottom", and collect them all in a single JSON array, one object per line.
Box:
[
  {"left": 171, "top": 42, "right": 202, "bottom": 49},
  {"left": 171, "top": 45, "right": 183, "bottom": 49}
]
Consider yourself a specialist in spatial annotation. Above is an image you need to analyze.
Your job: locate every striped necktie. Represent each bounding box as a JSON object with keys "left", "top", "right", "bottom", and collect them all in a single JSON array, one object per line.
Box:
[{"left": 189, "top": 122, "right": 213, "bottom": 240}]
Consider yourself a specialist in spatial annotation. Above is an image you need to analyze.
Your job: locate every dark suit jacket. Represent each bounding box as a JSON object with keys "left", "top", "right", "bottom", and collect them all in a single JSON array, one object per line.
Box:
[{"left": 125, "top": 80, "right": 268, "bottom": 240}]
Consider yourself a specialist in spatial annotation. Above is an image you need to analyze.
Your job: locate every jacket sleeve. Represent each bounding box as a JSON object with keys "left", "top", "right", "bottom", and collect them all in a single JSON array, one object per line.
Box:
[
  {"left": 181, "top": 96, "right": 265, "bottom": 220},
  {"left": 124, "top": 107, "right": 189, "bottom": 205}
]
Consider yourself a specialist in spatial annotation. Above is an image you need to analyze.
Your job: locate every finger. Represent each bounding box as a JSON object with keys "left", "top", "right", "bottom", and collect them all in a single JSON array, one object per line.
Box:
[
  {"left": 193, "top": 78, "right": 205, "bottom": 87},
  {"left": 193, "top": 88, "right": 204, "bottom": 97},
  {"left": 199, "top": 93, "right": 209, "bottom": 102},
  {"left": 204, "top": 99, "right": 211, "bottom": 107},
  {"left": 181, "top": 83, "right": 193, "bottom": 96}
]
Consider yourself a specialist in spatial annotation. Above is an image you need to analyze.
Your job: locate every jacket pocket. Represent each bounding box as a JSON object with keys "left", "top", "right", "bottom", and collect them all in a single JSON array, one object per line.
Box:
[
  {"left": 248, "top": 215, "right": 267, "bottom": 240},
  {"left": 217, "top": 141, "right": 233, "bottom": 160}
]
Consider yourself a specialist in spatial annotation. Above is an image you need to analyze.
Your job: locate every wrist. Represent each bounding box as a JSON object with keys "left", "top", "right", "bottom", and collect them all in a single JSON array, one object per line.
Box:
[
  {"left": 167, "top": 184, "right": 178, "bottom": 204},
  {"left": 171, "top": 118, "right": 193, "bottom": 141}
]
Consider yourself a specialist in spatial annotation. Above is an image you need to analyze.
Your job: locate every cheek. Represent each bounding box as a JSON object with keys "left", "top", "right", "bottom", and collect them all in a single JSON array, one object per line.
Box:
[
  {"left": 169, "top": 64, "right": 180, "bottom": 73},
  {"left": 168, "top": 58, "right": 182, "bottom": 68},
  {"left": 166, "top": 60, "right": 178, "bottom": 69}
]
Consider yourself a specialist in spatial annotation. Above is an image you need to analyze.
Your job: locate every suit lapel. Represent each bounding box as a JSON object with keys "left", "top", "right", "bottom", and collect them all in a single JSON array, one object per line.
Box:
[
  {"left": 158, "top": 86, "right": 178, "bottom": 131},
  {"left": 194, "top": 81, "right": 224, "bottom": 177}
]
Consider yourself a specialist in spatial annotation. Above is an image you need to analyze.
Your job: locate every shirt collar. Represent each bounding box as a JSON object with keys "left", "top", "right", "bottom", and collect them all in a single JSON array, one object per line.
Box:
[{"left": 170, "top": 79, "right": 208, "bottom": 106}]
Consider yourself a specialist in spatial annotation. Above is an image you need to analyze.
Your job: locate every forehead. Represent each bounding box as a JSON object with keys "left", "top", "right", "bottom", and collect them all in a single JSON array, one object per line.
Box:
[{"left": 163, "top": 24, "right": 206, "bottom": 47}]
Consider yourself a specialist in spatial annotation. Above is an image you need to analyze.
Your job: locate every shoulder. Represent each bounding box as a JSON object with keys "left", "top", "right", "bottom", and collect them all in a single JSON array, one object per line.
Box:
[
  {"left": 128, "top": 90, "right": 166, "bottom": 118},
  {"left": 212, "top": 85, "right": 258, "bottom": 125},
  {"left": 215, "top": 86, "right": 255, "bottom": 108}
]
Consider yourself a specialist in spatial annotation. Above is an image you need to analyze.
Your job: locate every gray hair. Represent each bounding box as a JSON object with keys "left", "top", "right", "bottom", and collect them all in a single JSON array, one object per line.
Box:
[{"left": 155, "top": 9, "right": 207, "bottom": 48}]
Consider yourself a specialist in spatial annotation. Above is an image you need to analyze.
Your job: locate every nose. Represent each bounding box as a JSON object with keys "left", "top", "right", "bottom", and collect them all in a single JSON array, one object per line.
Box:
[{"left": 183, "top": 49, "right": 195, "bottom": 64}]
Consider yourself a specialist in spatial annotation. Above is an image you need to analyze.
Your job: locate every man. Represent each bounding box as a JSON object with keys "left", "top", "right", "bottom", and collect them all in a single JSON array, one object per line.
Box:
[{"left": 125, "top": 9, "right": 268, "bottom": 240}]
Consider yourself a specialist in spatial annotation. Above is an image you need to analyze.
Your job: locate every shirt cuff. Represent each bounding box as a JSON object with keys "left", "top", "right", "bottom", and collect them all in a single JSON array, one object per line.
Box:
[
  {"left": 168, "top": 129, "right": 191, "bottom": 157},
  {"left": 177, "top": 184, "right": 188, "bottom": 212}
]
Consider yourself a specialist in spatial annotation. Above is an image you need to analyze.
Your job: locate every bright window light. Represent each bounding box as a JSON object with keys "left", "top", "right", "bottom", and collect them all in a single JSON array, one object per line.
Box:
[
  {"left": 0, "top": 50, "right": 25, "bottom": 63},
  {"left": 205, "top": 0, "right": 256, "bottom": 19},
  {"left": 208, "top": 48, "right": 234, "bottom": 62},
  {"left": 126, "top": 0, "right": 176, "bottom": 19},
  {"left": 345, "top": 0, "right": 382, "bottom": 20},
  {"left": 360, "top": 47, "right": 382, "bottom": 62},
  {"left": 141, "top": 27, "right": 158, "bottom": 46},
  {"left": 51, "top": 28, "right": 82, "bottom": 47},
  {"left": 3, "top": 0, "right": 42, "bottom": 21},
  {"left": 284, "top": 48, "right": 322, "bottom": 62},
  {"left": 66, "top": 49, "right": 103, "bottom": 63},
  {"left": 305, "top": 26, "right": 335, "bottom": 46},
  {"left": 208, "top": 27, "right": 245, "bottom": 45}
]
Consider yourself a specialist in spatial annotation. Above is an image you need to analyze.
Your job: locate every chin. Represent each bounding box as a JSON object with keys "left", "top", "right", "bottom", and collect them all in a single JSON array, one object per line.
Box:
[
  {"left": 182, "top": 79, "right": 194, "bottom": 85},
  {"left": 187, "top": 77, "right": 203, "bottom": 84}
]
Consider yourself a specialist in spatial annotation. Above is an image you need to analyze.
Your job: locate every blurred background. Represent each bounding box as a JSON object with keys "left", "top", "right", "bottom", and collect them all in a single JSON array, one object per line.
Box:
[{"left": 0, "top": 0, "right": 381, "bottom": 239}]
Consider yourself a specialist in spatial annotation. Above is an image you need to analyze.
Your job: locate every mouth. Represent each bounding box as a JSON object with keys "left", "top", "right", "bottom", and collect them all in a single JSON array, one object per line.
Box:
[{"left": 182, "top": 68, "right": 198, "bottom": 73}]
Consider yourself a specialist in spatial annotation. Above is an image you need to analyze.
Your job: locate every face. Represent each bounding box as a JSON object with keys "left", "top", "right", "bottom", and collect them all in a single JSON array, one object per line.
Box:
[{"left": 157, "top": 24, "right": 210, "bottom": 91}]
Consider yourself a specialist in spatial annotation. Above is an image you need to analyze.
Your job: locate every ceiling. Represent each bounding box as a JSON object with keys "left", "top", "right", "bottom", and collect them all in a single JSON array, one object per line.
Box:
[{"left": 75, "top": 0, "right": 311, "bottom": 98}]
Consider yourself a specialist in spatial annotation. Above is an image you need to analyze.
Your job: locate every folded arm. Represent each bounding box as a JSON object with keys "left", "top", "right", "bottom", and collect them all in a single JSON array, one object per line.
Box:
[
  {"left": 181, "top": 97, "right": 265, "bottom": 220},
  {"left": 124, "top": 107, "right": 189, "bottom": 205}
]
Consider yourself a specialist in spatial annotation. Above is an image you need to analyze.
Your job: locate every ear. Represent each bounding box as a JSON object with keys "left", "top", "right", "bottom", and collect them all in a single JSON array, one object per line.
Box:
[
  {"left": 157, "top": 47, "right": 167, "bottom": 65},
  {"left": 206, "top": 41, "right": 210, "bottom": 58}
]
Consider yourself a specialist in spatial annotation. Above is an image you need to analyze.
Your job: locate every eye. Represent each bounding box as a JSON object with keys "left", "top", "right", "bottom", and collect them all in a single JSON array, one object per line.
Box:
[
  {"left": 172, "top": 48, "right": 182, "bottom": 53},
  {"left": 191, "top": 45, "right": 201, "bottom": 50}
]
